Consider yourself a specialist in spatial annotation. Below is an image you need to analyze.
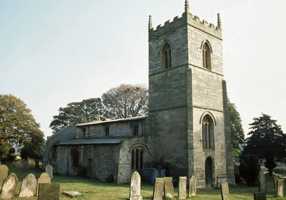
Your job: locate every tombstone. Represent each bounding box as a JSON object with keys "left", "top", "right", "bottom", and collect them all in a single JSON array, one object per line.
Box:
[
  {"left": 19, "top": 173, "right": 37, "bottom": 197},
  {"left": 164, "top": 177, "right": 174, "bottom": 199},
  {"left": 45, "top": 164, "right": 53, "bottom": 179},
  {"left": 258, "top": 160, "right": 268, "bottom": 193},
  {"left": 220, "top": 182, "right": 230, "bottom": 200},
  {"left": 188, "top": 176, "right": 197, "bottom": 197},
  {"left": 153, "top": 178, "right": 164, "bottom": 200},
  {"left": 0, "top": 173, "right": 18, "bottom": 200},
  {"left": 178, "top": 176, "right": 187, "bottom": 200},
  {"left": 38, "top": 183, "right": 60, "bottom": 200},
  {"left": 276, "top": 178, "right": 284, "bottom": 197},
  {"left": 38, "top": 172, "right": 51, "bottom": 184},
  {"left": 129, "top": 171, "right": 143, "bottom": 200},
  {"left": 0, "top": 165, "right": 9, "bottom": 191},
  {"left": 253, "top": 192, "right": 266, "bottom": 200}
]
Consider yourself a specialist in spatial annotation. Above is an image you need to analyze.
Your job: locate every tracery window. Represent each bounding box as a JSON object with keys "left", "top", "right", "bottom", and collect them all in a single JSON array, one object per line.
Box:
[
  {"left": 202, "top": 115, "right": 214, "bottom": 149},
  {"left": 131, "top": 148, "right": 143, "bottom": 171}
]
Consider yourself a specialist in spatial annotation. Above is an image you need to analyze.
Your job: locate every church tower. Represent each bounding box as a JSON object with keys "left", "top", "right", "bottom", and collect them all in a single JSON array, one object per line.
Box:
[{"left": 147, "top": 0, "right": 234, "bottom": 187}]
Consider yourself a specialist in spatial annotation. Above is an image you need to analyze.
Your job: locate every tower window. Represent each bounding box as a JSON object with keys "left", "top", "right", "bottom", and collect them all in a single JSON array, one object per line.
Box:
[
  {"left": 161, "top": 43, "right": 172, "bottom": 68},
  {"left": 202, "top": 115, "right": 214, "bottom": 149},
  {"left": 202, "top": 42, "right": 212, "bottom": 70}
]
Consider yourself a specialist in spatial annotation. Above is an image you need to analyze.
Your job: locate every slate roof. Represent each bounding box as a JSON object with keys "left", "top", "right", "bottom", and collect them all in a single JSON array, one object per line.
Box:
[{"left": 76, "top": 116, "right": 147, "bottom": 127}]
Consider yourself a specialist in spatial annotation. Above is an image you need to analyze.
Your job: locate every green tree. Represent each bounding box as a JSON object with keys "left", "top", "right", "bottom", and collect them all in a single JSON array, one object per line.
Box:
[
  {"left": 227, "top": 101, "right": 244, "bottom": 156},
  {"left": 239, "top": 114, "right": 286, "bottom": 185},
  {"left": 243, "top": 114, "right": 285, "bottom": 169},
  {"left": 102, "top": 84, "right": 148, "bottom": 119},
  {"left": 0, "top": 95, "right": 44, "bottom": 161},
  {"left": 50, "top": 98, "right": 106, "bottom": 133}
]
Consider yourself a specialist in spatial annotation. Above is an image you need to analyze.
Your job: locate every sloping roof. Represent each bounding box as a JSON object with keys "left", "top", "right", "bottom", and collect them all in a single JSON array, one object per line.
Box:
[
  {"left": 58, "top": 138, "right": 122, "bottom": 146},
  {"left": 76, "top": 116, "right": 147, "bottom": 127}
]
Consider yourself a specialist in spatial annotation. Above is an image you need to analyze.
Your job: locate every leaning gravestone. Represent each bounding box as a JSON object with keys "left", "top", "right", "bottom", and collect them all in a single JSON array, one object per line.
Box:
[
  {"left": 0, "top": 165, "right": 9, "bottom": 191},
  {"left": 153, "top": 178, "right": 164, "bottom": 200},
  {"left": 38, "top": 183, "right": 60, "bottom": 200},
  {"left": 189, "top": 175, "right": 197, "bottom": 197},
  {"left": 45, "top": 164, "right": 53, "bottom": 179},
  {"left": 19, "top": 173, "right": 37, "bottom": 198},
  {"left": 276, "top": 178, "right": 284, "bottom": 197},
  {"left": 0, "top": 173, "right": 18, "bottom": 200},
  {"left": 129, "top": 171, "right": 143, "bottom": 200},
  {"left": 38, "top": 172, "right": 51, "bottom": 184},
  {"left": 164, "top": 177, "right": 174, "bottom": 199},
  {"left": 220, "top": 182, "right": 230, "bottom": 200},
  {"left": 178, "top": 176, "right": 187, "bottom": 200}
]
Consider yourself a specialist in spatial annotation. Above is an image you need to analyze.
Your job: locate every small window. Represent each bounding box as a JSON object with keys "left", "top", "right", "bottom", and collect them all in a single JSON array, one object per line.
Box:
[
  {"left": 202, "top": 42, "right": 212, "bottom": 70},
  {"left": 161, "top": 43, "right": 172, "bottom": 68},
  {"left": 105, "top": 125, "right": 110, "bottom": 136},
  {"left": 83, "top": 127, "right": 88, "bottom": 137},
  {"left": 133, "top": 124, "right": 139, "bottom": 136}
]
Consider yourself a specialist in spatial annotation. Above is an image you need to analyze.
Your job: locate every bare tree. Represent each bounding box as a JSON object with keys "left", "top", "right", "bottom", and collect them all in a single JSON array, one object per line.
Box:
[{"left": 102, "top": 84, "right": 148, "bottom": 119}]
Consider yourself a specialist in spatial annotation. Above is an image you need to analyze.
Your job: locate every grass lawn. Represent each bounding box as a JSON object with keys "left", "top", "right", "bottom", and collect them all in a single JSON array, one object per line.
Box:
[{"left": 7, "top": 165, "right": 286, "bottom": 200}]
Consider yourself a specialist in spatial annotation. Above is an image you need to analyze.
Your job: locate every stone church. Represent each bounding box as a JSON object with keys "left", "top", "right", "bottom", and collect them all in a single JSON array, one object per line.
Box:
[{"left": 46, "top": 0, "right": 234, "bottom": 188}]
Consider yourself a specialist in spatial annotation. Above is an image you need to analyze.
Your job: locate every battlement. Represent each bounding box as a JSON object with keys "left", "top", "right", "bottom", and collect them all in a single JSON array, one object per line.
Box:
[{"left": 149, "top": 12, "right": 222, "bottom": 39}]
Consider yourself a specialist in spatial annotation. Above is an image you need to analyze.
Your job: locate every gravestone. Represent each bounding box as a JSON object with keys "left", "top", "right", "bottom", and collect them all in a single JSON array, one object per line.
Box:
[
  {"left": 220, "top": 182, "right": 230, "bottom": 200},
  {"left": 258, "top": 160, "right": 268, "bottom": 193},
  {"left": 164, "top": 177, "right": 174, "bottom": 199},
  {"left": 38, "top": 183, "right": 60, "bottom": 200},
  {"left": 254, "top": 192, "right": 266, "bottom": 200},
  {"left": 178, "top": 176, "right": 187, "bottom": 200},
  {"left": 0, "top": 173, "right": 18, "bottom": 200},
  {"left": 45, "top": 164, "right": 53, "bottom": 179},
  {"left": 188, "top": 176, "right": 197, "bottom": 197},
  {"left": 129, "top": 171, "right": 143, "bottom": 200},
  {"left": 19, "top": 173, "right": 37, "bottom": 197},
  {"left": 0, "top": 165, "right": 9, "bottom": 191},
  {"left": 153, "top": 178, "right": 164, "bottom": 200},
  {"left": 38, "top": 172, "right": 51, "bottom": 184},
  {"left": 276, "top": 178, "right": 284, "bottom": 197}
]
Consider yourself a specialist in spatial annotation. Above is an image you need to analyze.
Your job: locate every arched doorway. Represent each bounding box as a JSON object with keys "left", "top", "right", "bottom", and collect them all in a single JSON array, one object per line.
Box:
[{"left": 205, "top": 157, "right": 213, "bottom": 187}]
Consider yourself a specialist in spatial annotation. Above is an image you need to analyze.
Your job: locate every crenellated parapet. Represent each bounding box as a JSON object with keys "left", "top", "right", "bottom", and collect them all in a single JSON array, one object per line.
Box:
[{"left": 149, "top": 11, "right": 222, "bottom": 39}]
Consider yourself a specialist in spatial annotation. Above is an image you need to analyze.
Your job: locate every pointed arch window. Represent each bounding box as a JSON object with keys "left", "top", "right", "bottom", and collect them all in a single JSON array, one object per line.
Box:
[
  {"left": 161, "top": 43, "right": 172, "bottom": 68},
  {"left": 202, "top": 115, "right": 215, "bottom": 149},
  {"left": 202, "top": 41, "right": 212, "bottom": 70}
]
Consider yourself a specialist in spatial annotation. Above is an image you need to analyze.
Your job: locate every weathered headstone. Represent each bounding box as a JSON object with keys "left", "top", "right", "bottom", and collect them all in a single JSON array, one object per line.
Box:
[
  {"left": 45, "top": 164, "right": 53, "bottom": 179},
  {"left": 129, "top": 171, "right": 143, "bottom": 200},
  {"left": 38, "top": 183, "right": 60, "bottom": 200},
  {"left": 38, "top": 172, "right": 51, "bottom": 184},
  {"left": 19, "top": 173, "right": 37, "bottom": 197},
  {"left": 258, "top": 160, "right": 268, "bottom": 193},
  {"left": 63, "top": 191, "right": 82, "bottom": 198},
  {"left": 188, "top": 175, "right": 197, "bottom": 197},
  {"left": 276, "top": 178, "right": 284, "bottom": 197},
  {"left": 0, "top": 173, "right": 18, "bottom": 200},
  {"left": 164, "top": 177, "right": 174, "bottom": 199},
  {"left": 254, "top": 192, "right": 266, "bottom": 200},
  {"left": 153, "top": 178, "right": 164, "bottom": 200},
  {"left": 178, "top": 176, "right": 187, "bottom": 200},
  {"left": 220, "top": 182, "right": 230, "bottom": 200},
  {"left": 0, "top": 165, "right": 9, "bottom": 191}
]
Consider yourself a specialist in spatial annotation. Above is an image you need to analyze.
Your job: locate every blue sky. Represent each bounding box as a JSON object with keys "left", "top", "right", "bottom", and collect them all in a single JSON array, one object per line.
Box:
[{"left": 1, "top": 0, "right": 286, "bottom": 137}]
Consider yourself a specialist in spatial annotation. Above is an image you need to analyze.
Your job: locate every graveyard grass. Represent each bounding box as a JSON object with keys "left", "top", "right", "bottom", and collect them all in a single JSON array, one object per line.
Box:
[{"left": 9, "top": 165, "right": 286, "bottom": 200}]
